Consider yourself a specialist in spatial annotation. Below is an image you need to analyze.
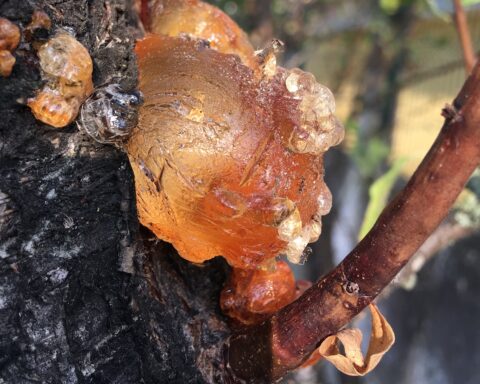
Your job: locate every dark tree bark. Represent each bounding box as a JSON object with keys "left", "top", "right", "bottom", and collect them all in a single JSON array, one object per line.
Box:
[{"left": 0, "top": 1, "right": 229, "bottom": 383}]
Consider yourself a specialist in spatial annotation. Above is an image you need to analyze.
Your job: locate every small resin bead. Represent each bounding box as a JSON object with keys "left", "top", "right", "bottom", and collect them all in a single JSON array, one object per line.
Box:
[
  {"left": 0, "top": 17, "right": 20, "bottom": 52},
  {"left": 28, "top": 32, "right": 93, "bottom": 127},
  {"left": 0, "top": 50, "right": 15, "bottom": 77},
  {"left": 220, "top": 261, "right": 296, "bottom": 324},
  {"left": 0, "top": 17, "right": 20, "bottom": 77}
]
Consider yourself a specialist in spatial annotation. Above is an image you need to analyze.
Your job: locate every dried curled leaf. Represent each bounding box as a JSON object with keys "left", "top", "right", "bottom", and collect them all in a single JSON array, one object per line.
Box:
[{"left": 318, "top": 304, "right": 395, "bottom": 376}]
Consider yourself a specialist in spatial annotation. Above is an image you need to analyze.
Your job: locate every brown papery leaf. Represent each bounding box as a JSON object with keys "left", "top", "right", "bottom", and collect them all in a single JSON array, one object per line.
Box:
[{"left": 318, "top": 304, "right": 395, "bottom": 376}]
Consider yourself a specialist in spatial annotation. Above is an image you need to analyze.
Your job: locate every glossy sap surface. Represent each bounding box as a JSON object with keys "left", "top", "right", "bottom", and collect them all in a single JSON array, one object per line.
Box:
[
  {"left": 0, "top": 17, "right": 20, "bottom": 77},
  {"left": 129, "top": 34, "right": 342, "bottom": 269},
  {"left": 28, "top": 33, "right": 93, "bottom": 127}
]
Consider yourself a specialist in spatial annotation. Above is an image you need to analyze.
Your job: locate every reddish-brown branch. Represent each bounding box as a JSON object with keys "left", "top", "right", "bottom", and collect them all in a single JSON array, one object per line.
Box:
[
  {"left": 224, "top": 62, "right": 480, "bottom": 383},
  {"left": 393, "top": 220, "right": 476, "bottom": 290},
  {"left": 453, "top": 0, "right": 476, "bottom": 73}
]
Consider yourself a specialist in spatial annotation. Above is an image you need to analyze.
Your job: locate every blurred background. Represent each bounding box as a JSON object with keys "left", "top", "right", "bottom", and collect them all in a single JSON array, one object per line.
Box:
[{"left": 209, "top": 1, "right": 480, "bottom": 383}]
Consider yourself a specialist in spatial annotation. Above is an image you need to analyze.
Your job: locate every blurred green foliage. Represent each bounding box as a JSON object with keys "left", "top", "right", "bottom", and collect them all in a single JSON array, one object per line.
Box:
[
  {"left": 358, "top": 158, "right": 406, "bottom": 240},
  {"left": 346, "top": 119, "right": 391, "bottom": 178},
  {"left": 379, "top": 0, "right": 416, "bottom": 14},
  {"left": 455, "top": 169, "right": 480, "bottom": 228}
]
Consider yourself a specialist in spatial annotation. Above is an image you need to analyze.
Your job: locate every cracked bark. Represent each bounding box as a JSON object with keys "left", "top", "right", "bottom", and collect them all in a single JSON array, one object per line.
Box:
[
  {"left": 0, "top": 1, "right": 229, "bottom": 383},
  {"left": 3, "top": 2, "right": 480, "bottom": 384}
]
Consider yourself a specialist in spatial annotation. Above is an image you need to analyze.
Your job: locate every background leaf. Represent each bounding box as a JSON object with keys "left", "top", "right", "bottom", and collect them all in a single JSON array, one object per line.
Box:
[{"left": 358, "top": 158, "right": 407, "bottom": 240}]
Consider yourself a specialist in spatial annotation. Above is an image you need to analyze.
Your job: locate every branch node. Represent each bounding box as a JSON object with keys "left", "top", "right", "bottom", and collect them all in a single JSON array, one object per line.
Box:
[{"left": 441, "top": 103, "right": 463, "bottom": 124}]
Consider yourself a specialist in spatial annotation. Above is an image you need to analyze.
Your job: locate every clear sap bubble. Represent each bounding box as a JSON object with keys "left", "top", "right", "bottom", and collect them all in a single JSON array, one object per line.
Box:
[
  {"left": 282, "top": 221, "right": 321, "bottom": 264},
  {"left": 289, "top": 118, "right": 344, "bottom": 155},
  {"left": 288, "top": 126, "right": 310, "bottom": 153},
  {"left": 37, "top": 33, "right": 92, "bottom": 82},
  {"left": 313, "top": 83, "right": 335, "bottom": 114},
  {"left": 78, "top": 84, "right": 143, "bottom": 145},
  {"left": 288, "top": 126, "right": 330, "bottom": 155},
  {"left": 284, "top": 67, "right": 343, "bottom": 155},
  {"left": 285, "top": 71, "right": 301, "bottom": 93},
  {"left": 285, "top": 68, "right": 316, "bottom": 95},
  {"left": 318, "top": 117, "right": 345, "bottom": 146},
  {"left": 284, "top": 228, "right": 310, "bottom": 264},
  {"left": 277, "top": 206, "right": 302, "bottom": 242},
  {"left": 317, "top": 188, "right": 333, "bottom": 216},
  {"left": 300, "top": 89, "right": 334, "bottom": 122},
  {"left": 308, "top": 220, "right": 322, "bottom": 243}
]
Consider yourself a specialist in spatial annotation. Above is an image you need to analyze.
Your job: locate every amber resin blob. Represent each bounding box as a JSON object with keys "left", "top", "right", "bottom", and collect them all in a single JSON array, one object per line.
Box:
[
  {"left": 0, "top": 17, "right": 21, "bottom": 77},
  {"left": 220, "top": 261, "right": 296, "bottom": 324},
  {"left": 145, "top": 0, "right": 257, "bottom": 70},
  {"left": 28, "top": 32, "right": 93, "bottom": 128},
  {"left": 128, "top": 32, "right": 343, "bottom": 270}
]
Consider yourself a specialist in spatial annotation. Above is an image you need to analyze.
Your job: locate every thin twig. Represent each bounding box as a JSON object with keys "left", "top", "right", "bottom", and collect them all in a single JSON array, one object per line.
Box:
[
  {"left": 224, "top": 61, "right": 480, "bottom": 383},
  {"left": 453, "top": 0, "right": 476, "bottom": 74}
]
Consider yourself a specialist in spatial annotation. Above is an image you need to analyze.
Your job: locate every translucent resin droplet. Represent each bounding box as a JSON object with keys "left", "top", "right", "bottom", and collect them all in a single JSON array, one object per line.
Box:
[
  {"left": 0, "top": 50, "right": 15, "bottom": 77},
  {"left": 28, "top": 32, "right": 93, "bottom": 127},
  {"left": 29, "top": 90, "right": 79, "bottom": 128},
  {"left": 220, "top": 260, "right": 296, "bottom": 324},
  {"left": 317, "top": 187, "right": 333, "bottom": 216},
  {"left": 285, "top": 72, "right": 300, "bottom": 93},
  {"left": 78, "top": 84, "right": 143, "bottom": 145},
  {"left": 284, "top": 68, "right": 344, "bottom": 155},
  {"left": 308, "top": 220, "right": 322, "bottom": 243},
  {"left": 277, "top": 206, "right": 302, "bottom": 242},
  {"left": 0, "top": 17, "right": 20, "bottom": 77},
  {"left": 0, "top": 17, "right": 20, "bottom": 52},
  {"left": 283, "top": 226, "right": 311, "bottom": 264}
]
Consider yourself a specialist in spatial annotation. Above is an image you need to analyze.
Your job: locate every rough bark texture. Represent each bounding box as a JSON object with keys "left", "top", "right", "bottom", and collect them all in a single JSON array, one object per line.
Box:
[{"left": 0, "top": 1, "right": 229, "bottom": 383}]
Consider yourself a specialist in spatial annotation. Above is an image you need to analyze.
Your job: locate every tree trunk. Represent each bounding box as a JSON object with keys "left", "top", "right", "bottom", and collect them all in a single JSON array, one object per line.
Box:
[{"left": 0, "top": 1, "right": 229, "bottom": 383}]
